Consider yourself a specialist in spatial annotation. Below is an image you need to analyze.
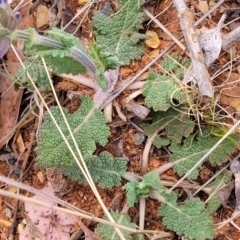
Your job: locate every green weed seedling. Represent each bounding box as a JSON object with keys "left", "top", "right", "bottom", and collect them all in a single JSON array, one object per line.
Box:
[{"left": 0, "top": 0, "right": 239, "bottom": 239}]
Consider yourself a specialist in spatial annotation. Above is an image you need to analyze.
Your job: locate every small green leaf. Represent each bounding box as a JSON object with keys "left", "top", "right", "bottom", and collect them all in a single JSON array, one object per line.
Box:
[
  {"left": 206, "top": 195, "right": 222, "bottom": 214},
  {"left": 204, "top": 170, "right": 232, "bottom": 214},
  {"left": 93, "top": 0, "right": 146, "bottom": 66},
  {"left": 169, "top": 132, "right": 238, "bottom": 179},
  {"left": 95, "top": 212, "right": 137, "bottom": 240},
  {"left": 16, "top": 57, "right": 51, "bottom": 90},
  {"left": 126, "top": 172, "right": 166, "bottom": 206},
  {"left": 142, "top": 70, "right": 186, "bottom": 111},
  {"left": 126, "top": 181, "right": 139, "bottom": 207},
  {"left": 63, "top": 151, "right": 127, "bottom": 188},
  {"left": 142, "top": 107, "right": 195, "bottom": 147},
  {"left": 89, "top": 43, "right": 123, "bottom": 91},
  {"left": 159, "top": 198, "right": 215, "bottom": 240},
  {"left": 162, "top": 54, "right": 191, "bottom": 79},
  {"left": 36, "top": 95, "right": 110, "bottom": 168},
  {"left": 207, "top": 170, "right": 232, "bottom": 193}
]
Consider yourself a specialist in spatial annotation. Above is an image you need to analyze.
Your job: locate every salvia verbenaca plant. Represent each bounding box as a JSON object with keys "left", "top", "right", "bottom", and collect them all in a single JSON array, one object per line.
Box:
[
  {"left": 0, "top": 0, "right": 96, "bottom": 76},
  {"left": 0, "top": 0, "right": 21, "bottom": 57},
  {"left": 1, "top": 1, "right": 239, "bottom": 239}
]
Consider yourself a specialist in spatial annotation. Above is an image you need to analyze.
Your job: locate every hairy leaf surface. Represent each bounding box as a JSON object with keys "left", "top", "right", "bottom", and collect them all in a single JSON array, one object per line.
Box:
[
  {"left": 142, "top": 71, "right": 186, "bottom": 111},
  {"left": 36, "top": 95, "right": 110, "bottom": 168},
  {"left": 142, "top": 107, "right": 195, "bottom": 147},
  {"left": 170, "top": 132, "right": 237, "bottom": 179},
  {"left": 63, "top": 151, "right": 127, "bottom": 188},
  {"left": 16, "top": 57, "right": 51, "bottom": 90},
  {"left": 159, "top": 198, "right": 215, "bottom": 240},
  {"left": 93, "top": 0, "right": 146, "bottom": 66},
  {"left": 95, "top": 212, "right": 138, "bottom": 240}
]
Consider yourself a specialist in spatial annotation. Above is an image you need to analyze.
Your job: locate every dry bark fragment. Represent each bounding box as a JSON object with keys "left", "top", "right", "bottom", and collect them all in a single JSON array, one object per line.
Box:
[
  {"left": 222, "top": 26, "right": 240, "bottom": 50},
  {"left": 173, "top": 0, "right": 213, "bottom": 99}
]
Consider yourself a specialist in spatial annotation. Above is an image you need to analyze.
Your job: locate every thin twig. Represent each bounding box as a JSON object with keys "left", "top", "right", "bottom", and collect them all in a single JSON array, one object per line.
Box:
[
  {"left": 0, "top": 188, "right": 171, "bottom": 236},
  {"left": 222, "top": 26, "right": 240, "bottom": 50}
]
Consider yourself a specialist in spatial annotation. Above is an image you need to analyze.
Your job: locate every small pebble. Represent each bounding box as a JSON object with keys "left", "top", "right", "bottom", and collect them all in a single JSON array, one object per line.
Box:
[
  {"left": 133, "top": 132, "right": 145, "bottom": 145},
  {"left": 5, "top": 208, "right": 12, "bottom": 219}
]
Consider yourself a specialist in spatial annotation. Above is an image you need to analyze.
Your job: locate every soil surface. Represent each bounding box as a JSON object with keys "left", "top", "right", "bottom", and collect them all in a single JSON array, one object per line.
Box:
[{"left": 0, "top": 0, "right": 240, "bottom": 239}]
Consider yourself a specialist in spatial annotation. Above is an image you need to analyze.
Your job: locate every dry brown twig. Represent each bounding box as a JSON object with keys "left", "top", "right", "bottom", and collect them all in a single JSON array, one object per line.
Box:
[
  {"left": 222, "top": 26, "right": 240, "bottom": 50},
  {"left": 173, "top": 0, "right": 213, "bottom": 99}
]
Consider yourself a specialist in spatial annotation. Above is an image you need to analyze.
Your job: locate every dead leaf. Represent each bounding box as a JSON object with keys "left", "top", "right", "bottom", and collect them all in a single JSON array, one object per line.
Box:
[
  {"left": 125, "top": 102, "right": 150, "bottom": 119},
  {"left": 149, "top": 49, "right": 159, "bottom": 58},
  {"left": 216, "top": 181, "right": 234, "bottom": 208},
  {"left": 76, "top": 219, "right": 101, "bottom": 240},
  {"left": 199, "top": 14, "right": 226, "bottom": 67},
  {"left": 20, "top": 182, "right": 76, "bottom": 240},
  {"left": 145, "top": 30, "right": 161, "bottom": 49},
  {"left": 78, "top": 0, "right": 90, "bottom": 5},
  {"left": 0, "top": 219, "right": 12, "bottom": 227},
  {"left": 197, "top": 1, "right": 209, "bottom": 13},
  {"left": 0, "top": 0, "right": 30, "bottom": 149},
  {"left": 16, "top": 133, "right": 25, "bottom": 153},
  {"left": 220, "top": 72, "right": 240, "bottom": 118},
  {"left": 37, "top": 171, "right": 46, "bottom": 184},
  {"left": 0, "top": 73, "right": 23, "bottom": 149},
  {"left": 36, "top": 5, "right": 50, "bottom": 30}
]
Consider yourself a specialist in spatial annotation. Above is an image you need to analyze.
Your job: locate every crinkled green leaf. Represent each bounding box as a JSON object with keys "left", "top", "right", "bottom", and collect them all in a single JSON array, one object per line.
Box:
[
  {"left": 169, "top": 132, "right": 238, "bottom": 179},
  {"left": 95, "top": 212, "right": 138, "bottom": 240},
  {"left": 206, "top": 195, "right": 222, "bottom": 214},
  {"left": 47, "top": 28, "right": 89, "bottom": 54},
  {"left": 162, "top": 54, "right": 191, "bottom": 79},
  {"left": 159, "top": 198, "right": 215, "bottom": 240},
  {"left": 62, "top": 151, "right": 127, "bottom": 188},
  {"left": 16, "top": 54, "right": 86, "bottom": 90},
  {"left": 152, "top": 137, "right": 170, "bottom": 148},
  {"left": 93, "top": 0, "right": 146, "bottom": 66},
  {"left": 204, "top": 170, "right": 232, "bottom": 214},
  {"left": 125, "top": 181, "right": 139, "bottom": 207},
  {"left": 24, "top": 28, "right": 87, "bottom": 75},
  {"left": 16, "top": 57, "right": 51, "bottom": 90},
  {"left": 44, "top": 55, "right": 86, "bottom": 75},
  {"left": 142, "top": 107, "right": 195, "bottom": 147},
  {"left": 89, "top": 43, "right": 121, "bottom": 91},
  {"left": 126, "top": 172, "right": 166, "bottom": 207},
  {"left": 142, "top": 70, "right": 186, "bottom": 111},
  {"left": 36, "top": 95, "right": 110, "bottom": 168}
]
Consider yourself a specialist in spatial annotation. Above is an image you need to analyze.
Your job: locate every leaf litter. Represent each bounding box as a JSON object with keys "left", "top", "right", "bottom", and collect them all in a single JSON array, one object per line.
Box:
[
  {"left": 0, "top": 0, "right": 240, "bottom": 239},
  {"left": 19, "top": 182, "right": 76, "bottom": 240}
]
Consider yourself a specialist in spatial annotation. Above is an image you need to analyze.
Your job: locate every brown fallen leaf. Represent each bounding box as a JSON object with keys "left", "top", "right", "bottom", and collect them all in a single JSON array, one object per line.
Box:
[
  {"left": 0, "top": 0, "right": 30, "bottom": 149},
  {"left": 197, "top": 0, "right": 209, "bottom": 13},
  {"left": 219, "top": 72, "right": 240, "bottom": 118},
  {"left": 145, "top": 30, "right": 161, "bottom": 49},
  {"left": 75, "top": 218, "right": 101, "bottom": 240},
  {"left": 36, "top": 5, "right": 50, "bottom": 30}
]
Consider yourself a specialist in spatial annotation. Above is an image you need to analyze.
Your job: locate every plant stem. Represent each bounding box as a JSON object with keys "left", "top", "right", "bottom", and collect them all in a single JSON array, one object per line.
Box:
[
  {"left": 141, "top": 135, "right": 154, "bottom": 175},
  {"left": 139, "top": 198, "right": 146, "bottom": 240},
  {"left": 11, "top": 30, "right": 96, "bottom": 75}
]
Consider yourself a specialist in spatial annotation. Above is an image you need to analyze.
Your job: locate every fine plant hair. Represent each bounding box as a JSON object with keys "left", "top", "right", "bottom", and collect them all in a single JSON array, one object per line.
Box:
[{"left": 0, "top": 0, "right": 239, "bottom": 239}]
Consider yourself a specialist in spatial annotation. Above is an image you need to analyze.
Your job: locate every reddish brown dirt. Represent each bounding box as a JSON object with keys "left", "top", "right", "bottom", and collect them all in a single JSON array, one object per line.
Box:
[{"left": 0, "top": 0, "right": 240, "bottom": 239}]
